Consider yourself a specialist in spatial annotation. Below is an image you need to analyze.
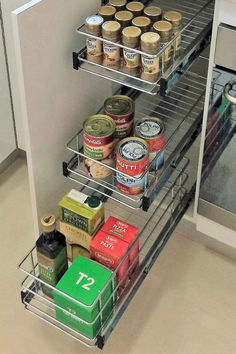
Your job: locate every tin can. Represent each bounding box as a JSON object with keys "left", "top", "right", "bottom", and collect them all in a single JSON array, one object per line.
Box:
[
  {"left": 134, "top": 117, "right": 165, "bottom": 170},
  {"left": 83, "top": 114, "right": 116, "bottom": 160},
  {"left": 116, "top": 137, "right": 149, "bottom": 195},
  {"left": 104, "top": 95, "right": 135, "bottom": 139}
]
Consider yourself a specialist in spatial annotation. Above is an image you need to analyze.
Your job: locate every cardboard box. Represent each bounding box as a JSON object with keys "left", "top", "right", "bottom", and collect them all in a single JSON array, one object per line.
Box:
[
  {"left": 58, "top": 190, "right": 104, "bottom": 235},
  {"left": 66, "top": 243, "right": 90, "bottom": 262},
  {"left": 101, "top": 217, "right": 139, "bottom": 275},
  {"left": 60, "top": 221, "right": 96, "bottom": 250},
  {"left": 53, "top": 256, "right": 116, "bottom": 339},
  {"left": 90, "top": 231, "right": 129, "bottom": 288}
]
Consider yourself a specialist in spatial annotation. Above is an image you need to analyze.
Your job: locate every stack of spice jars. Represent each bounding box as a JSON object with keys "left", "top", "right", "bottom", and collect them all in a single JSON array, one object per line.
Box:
[{"left": 84, "top": 1, "right": 183, "bottom": 82}]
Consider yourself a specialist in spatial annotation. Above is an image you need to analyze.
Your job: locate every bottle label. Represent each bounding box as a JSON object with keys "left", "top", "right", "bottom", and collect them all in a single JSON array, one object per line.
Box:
[
  {"left": 103, "top": 42, "right": 120, "bottom": 62},
  {"left": 142, "top": 55, "right": 159, "bottom": 74},
  {"left": 38, "top": 248, "right": 67, "bottom": 287},
  {"left": 164, "top": 46, "right": 172, "bottom": 62},
  {"left": 123, "top": 50, "right": 140, "bottom": 68},
  {"left": 175, "top": 34, "right": 181, "bottom": 52},
  {"left": 86, "top": 38, "right": 102, "bottom": 57}
]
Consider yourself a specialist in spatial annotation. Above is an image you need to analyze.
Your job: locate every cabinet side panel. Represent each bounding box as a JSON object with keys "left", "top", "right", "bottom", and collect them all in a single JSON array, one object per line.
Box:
[{"left": 12, "top": 0, "right": 113, "bottom": 236}]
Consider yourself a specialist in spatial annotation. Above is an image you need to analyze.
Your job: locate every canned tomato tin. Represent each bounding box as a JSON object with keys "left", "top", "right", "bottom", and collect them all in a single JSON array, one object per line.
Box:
[
  {"left": 83, "top": 115, "right": 116, "bottom": 160},
  {"left": 116, "top": 137, "right": 149, "bottom": 195},
  {"left": 134, "top": 116, "right": 165, "bottom": 170},
  {"left": 104, "top": 95, "right": 135, "bottom": 139}
]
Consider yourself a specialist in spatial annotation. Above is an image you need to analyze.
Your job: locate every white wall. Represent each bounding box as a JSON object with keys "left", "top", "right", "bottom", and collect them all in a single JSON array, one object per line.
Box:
[
  {"left": 0, "top": 18, "right": 16, "bottom": 163},
  {"left": 1, "top": 0, "right": 28, "bottom": 150}
]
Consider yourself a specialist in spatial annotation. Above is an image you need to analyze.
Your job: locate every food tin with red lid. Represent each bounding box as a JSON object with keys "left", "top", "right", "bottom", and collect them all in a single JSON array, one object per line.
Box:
[
  {"left": 116, "top": 137, "right": 149, "bottom": 195},
  {"left": 104, "top": 95, "right": 135, "bottom": 139},
  {"left": 134, "top": 116, "right": 165, "bottom": 170}
]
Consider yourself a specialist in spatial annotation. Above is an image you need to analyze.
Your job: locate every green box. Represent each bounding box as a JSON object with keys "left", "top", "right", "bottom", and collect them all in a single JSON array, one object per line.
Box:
[{"left": 53, "top": 256, "right": 116, "bottom": 339}]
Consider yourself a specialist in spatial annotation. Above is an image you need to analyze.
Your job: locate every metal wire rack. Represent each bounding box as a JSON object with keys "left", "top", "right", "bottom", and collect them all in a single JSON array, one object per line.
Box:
[
  {"left": 19, "top": 161, "right": 189, "bottom": 349},
  {"left": 74, "top": 0, "right": 214, "bottom": 95},
  {"left": 64, "top": 64, "right": 206, "bottom": 210}
]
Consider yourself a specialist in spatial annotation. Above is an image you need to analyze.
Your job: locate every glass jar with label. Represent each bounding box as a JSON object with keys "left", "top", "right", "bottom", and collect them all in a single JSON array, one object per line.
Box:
[
  {"left": 144, "top": 6, "right": 162, "bottom": 26},
  {"left": 109, "top": 0, "right": 127, "bottom": 11},
  {"left": 132, "top": 16, "right": 151, "bottom": 34},
  {"left": 126, "top": 1, "right": 144, "bottom": 17},
  {"left": 102, "top": 21, "right": 121, "bottom": 69},
  {"left": 163, "top": 11, "right": 182, "bottom": 58},
  {"left": 85, "top": 15, "right": 104, "bottom": 64},
  {"left": 98, "top": 5, "right": 117, "bottom": 22},
  {"left": 153, "top": 20, "right": 173, "bottom": 70},
  {"left": 122, "top": 26, "right": 141, "bottom": 76},
  {"left": 141, "top": 32, "right": 161, "bottom": 83},
  {"left": 115, "top": 10, "right": 133, "bottom": 29}
]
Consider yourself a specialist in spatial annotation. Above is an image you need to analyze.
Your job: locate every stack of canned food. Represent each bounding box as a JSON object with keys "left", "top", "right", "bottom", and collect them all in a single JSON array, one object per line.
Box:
[
  {"left": 85, "top": 0, "right": 183, "bottom": 82},
  {"left": 83, "top": 95, "right": 165, "bottom": 196}
]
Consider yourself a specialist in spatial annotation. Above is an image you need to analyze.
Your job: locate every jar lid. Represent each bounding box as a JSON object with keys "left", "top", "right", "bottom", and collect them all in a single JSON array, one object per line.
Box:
[
  {"left": 153, "top": 20, "right": 173, "bottom": 37},
  {"left": 109, "top": 0, "right": 126, "bottom": 7},
  {"left": 141, "top": 32, "right": 160, "bottom": 47},
  {"left": 163, "top": 11, "right": 182, "bottom": 27},
  {"left": 126, "top": 1, "right": 144, "bottom": 12},
  {"left": 144, "top": 6, "right": 162, "bottom": 17},
  {"left": 115, "top": 10, "right": 133, "bottom": 22},
  {"left": 122, "top": 25, "right": 141, "bottom": 39},
  {"left": 102, "top": 20, "right": 121, "bottom": 37},
  {"left": 132, "top": 16, "right": 151, "bottom": 27},
  {"left": 86, "top": 196, "right": 100, "bottom": 208},
  {"left": 98, "top": 5, "right": 117, "bottom": 17},
  {"left": 86, "top": 15, "right": 104, "bottom": 27},
  {"left": 41, "top": 215, "right": 56, "bottom": 233}
]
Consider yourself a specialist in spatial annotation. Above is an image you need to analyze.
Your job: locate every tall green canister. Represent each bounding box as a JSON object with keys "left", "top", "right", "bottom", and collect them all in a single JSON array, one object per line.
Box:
[{"left": 53, "top": 256, "right": 116, "bottom": 339}]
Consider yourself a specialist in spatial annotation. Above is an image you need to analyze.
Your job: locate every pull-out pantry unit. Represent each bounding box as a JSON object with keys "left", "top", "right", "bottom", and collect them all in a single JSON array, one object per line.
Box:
[{"left": 13, "top": 0, "right": 236, "bottom": 349}]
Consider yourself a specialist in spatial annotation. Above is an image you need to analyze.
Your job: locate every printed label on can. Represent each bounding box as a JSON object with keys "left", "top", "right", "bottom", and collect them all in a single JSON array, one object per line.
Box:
[
  {"left": 83, "top": 132, "right": 113, "bottom": 147},
  {"left": 84, "top": 141, "right": 114, "bottom": 160},
  {"left": 123, "top": 49, "right": 140, "bottom": 68},
  {"left": 142, "top": 55, "right": 159, "bottom": 74},
  {"left": 115, "top": 120, "right": 133, "bottom": 138},
  {"left": 150, "top": 150, "right": 165, "bottom": 170},
  {"left": 117, "top": 172, "right": 147, "bottom": 195},
  {"left": 86, "top": 38, "right": 102, "bottom": 56},
  {"left": 103, "top": 42, "right": 120, "bottom": 61}
]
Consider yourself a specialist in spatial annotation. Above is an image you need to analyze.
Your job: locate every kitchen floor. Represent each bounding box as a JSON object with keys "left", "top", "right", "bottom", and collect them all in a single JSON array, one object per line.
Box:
[{"left": 1, "top": 158, "right": 236, "bottom": 354}]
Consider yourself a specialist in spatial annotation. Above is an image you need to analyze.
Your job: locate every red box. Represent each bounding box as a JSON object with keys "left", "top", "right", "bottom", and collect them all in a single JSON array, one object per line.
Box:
[
  {"left": 101, "top": 217, "right": 139, "bottom": 276},
  {"left": 90, "top": 230, "right": 129, "bottom": 288}
]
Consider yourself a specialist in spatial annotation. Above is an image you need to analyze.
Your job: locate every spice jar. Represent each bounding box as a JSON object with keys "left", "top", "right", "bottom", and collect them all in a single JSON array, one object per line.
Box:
[
  {"left": 153, "top": 21, "right": 173, "bottom": 69},
  {"left": 141, "top": 32, "right": 160, "bottom": 82},
  {"left": 144, "top": 6, "right": 162, "bottom": 25},
  {"left": 122, "top": 26, "right": 141, "bottom": 76},
  {"left": 126, "top": 1, "right": 144, "bottom": 17},
  {"left": 98, "top": 5, "right": 117, "bottom": 22},
  {"left": 115, "top": 10, "right": 133, "bottom": 29},
  {"left": 109, "top": 0, "right": 127, "bottom": 11},
  {"left": 163, "top": 11, "right": 182, "bottom": 58},
  {"left": 132, "top": 16, "right": 151, "bottom": 34},
  {"left": 102, "top": 21, "right": 121, "bottom": 69},
  {"left": 85, "top": 15, "right": 104, "bottom": 64}
]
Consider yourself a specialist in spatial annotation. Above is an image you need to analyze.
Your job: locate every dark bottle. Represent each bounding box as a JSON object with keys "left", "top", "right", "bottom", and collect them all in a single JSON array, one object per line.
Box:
[{"left": 36, "top": 214, "right": 68, "bottom": 297}]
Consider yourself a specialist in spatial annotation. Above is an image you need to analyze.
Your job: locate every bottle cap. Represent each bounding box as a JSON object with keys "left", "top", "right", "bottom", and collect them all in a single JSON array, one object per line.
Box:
[
  {"left": 144, "top": 6, "right": 162, "bottom": 22},
  {"left": 86, "top": 196, "right": 101, "bottom": 208},
  {"left": 163, "top": 11, "right": 182, "bottom": 30},
  {"left": 98, "top": 5, "right": 117, "bottom": 17},
  {"left": 115, "top": 10, "right": 133, "bottom": 22},
  {"left": 132, "top": 16, "right": 151, "bottom": 28},
  {"left": 122, "top": 25, "right": 141, "bottom": 46},
  {"left": 85, "top": 15, "right": 104, "bottom": 35},
  {"left": 126, "top": 1, "right": 144, "bottom": 14},
  {"left": 102, "top": 20, "right": 121, "bottom": 39},
  {"left": 141, "top": 32, "right": 160, "bottom": 53},
  {"left": 109, "top": 0, "right": 127, "bottom": 10},
  {"left": 153, "top": 20, "right": 173, "bottom": 41},
  {"left": 41, "top": 215, "right": 56, "bottom": 233}
]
